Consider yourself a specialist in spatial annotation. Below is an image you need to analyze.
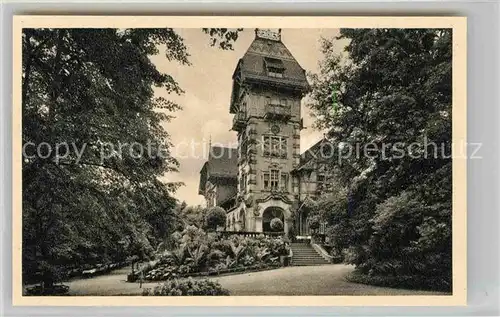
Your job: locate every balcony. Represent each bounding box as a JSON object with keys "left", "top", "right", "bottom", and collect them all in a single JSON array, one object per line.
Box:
[
  {"left": 264, "top": 104, "right": 291, "bottom": 121},
  {"left": 232, "top": 111, "right": 246, "bottom": 132}
]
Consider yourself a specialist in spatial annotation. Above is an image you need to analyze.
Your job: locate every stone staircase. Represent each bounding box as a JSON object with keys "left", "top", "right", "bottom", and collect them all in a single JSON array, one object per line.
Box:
[{"left": 290, "top": 243, "right": 330, "bottom": 266}]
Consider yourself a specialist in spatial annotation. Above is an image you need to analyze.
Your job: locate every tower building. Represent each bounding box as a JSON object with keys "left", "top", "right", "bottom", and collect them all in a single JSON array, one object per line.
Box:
[{"left": 200, "top": 29, "right": 329, "bottom": 236}]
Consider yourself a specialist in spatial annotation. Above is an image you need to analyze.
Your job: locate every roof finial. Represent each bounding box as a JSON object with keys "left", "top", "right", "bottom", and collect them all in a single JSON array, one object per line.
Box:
[
  {"left": 209, "top": 134, "right": 212, "bottom": 149},
  {"left": 255, "top": 28, "right": 281, "bottom": 41}
]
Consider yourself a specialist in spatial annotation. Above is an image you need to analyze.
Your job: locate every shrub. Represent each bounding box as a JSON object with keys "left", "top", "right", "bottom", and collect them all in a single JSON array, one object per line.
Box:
[
  {"left": 143, "top": 278, "right": 230, "bottom": 296},
  {"left": 260, "top": 236, "right": 285, "bottom": 256},
  {"left": 25, "top": 284, "right": 69, "bottom": 296},
  {"left": 308, "top": 215, "right": 321, "bottom": 230},
  {"left": 254, "top": 246, "right": 270, "bottom": 262},
  {"left": 168, "top": 246, "right": 187, "bottom": 266},
  {"left": 346, "top": 270, "right": 451, "bottom": 292},
  {"left": 205, "top": 207, "right": 227, "bottom": 231},
  {"left": 210, "top": 239, "right": 231, "bottom": 255},
  {"left": 325, "top": 223, "right": 351, "bottom": 262},
  {"left": 169, "top": 231, "right": 183, "bottom": 249},
  {"left": 270, "top": 218, "right": 283, "bottom": 232},
  {"left": 228, "top": 235, "right": 248, "bottom": 264},
  {"left": 241, "top": 254, "right": 255, "bottom": 266},
  {"left": 143, "top": 265, "right": 179, "bottom": 281},
  {"left": 207, "top": 249, "right": 225, "bottom": 265}
]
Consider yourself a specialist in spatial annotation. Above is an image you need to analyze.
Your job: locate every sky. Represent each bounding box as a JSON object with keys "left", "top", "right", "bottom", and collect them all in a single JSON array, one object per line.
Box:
[{"left": 149, "top": 28, "right": 344, "bottom": 206}]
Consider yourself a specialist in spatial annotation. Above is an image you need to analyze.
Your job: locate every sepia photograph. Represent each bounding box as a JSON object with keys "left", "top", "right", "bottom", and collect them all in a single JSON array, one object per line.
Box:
[{"left": 13, "top": 16, "right": 467, "bottom": 305}]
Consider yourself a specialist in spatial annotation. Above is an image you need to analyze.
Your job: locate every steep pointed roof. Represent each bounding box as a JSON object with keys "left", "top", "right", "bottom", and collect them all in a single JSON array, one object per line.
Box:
[
  {"left": 230, "top": 29, "right": 310, "bottom": 113},
  {"left": 293, "top": 137, "right": 334, "bottom": 172},
  {"left": 206, "top": 146, "right": 238, "bottom": 178},
  {"left": 238, "top": 36, "right": 309, "bottom": 84},
  {"left": 198, "top": 146, "right": 238, "bottom": 194}
]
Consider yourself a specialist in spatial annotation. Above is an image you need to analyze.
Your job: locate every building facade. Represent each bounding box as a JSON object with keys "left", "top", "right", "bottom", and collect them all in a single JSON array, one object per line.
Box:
[{"left": 199, "top": 29, "right": 329, "bottom": 236}]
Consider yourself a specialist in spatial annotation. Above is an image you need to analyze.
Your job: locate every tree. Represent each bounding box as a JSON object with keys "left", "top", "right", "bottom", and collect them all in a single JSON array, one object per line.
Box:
[
  {"left": 21, "top": 28, "right": 241, "bottom": 288},
  {"left": 205, "top": 207, "right": 227, "bottom": 231},
  {"left": 202, "top": 28, "right": 243, "bottom": 50},
  {"left": 308, "top": 29, "right": 452, "bottom": 290},
  {"left": 177, "top": 204, "right": 207, "bottom": 229}
]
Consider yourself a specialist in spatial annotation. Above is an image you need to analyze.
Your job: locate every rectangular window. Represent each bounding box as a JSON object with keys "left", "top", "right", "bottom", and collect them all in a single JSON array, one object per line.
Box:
[
  {"left": 263, "top": 136, "right": 271, "bottom": 155},
  {"left": 280, "top": 173, "right": 288, "bottom": 191},
  {"left": 263, "top": 135, "right": 287, "bottom": 158},
  {"left": 270, "top": 170, "right": 279, "bottom": 190},
  {"left": 263, "top": 170, "right": 289, "bottom": 192},
  {"left": 279, "top": 138, "right": 287, "bottom": 157},
  {"left": 263, "top": 173, "right": 270, "bottom": 189},
  {"left": 266, "top": 96, "right": 288, "bottom": 106},
  {"left": 271, "top": 137, "right": 279, "bottom": 154},
  {"left": 268, "top": 69, "right": 284, "bottom": 78},
  {"left": 264, "top": 57, "right": 285, "bottom": 78}
]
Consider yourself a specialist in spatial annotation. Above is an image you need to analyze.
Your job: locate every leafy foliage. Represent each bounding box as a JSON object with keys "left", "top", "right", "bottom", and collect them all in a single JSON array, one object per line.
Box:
[
  {"left": 308, "top": 29, "right": 452, "bottom": 290},
  {"left": 21, "top": 28, "right": 241, "bottom": 288},
  {"left": 202, "top": 28, "right": 243, "bottom": 50},
  {"left": 307, "top": 215, "right": 321, "bottom": 230},
  {"left": 176, "top": 203, "right": 207, "bottom": 229},
  {"left": 140, "top": 226, "right": 288, "bottom": 281},
  {"left": 205, "top": 207, "right": 227, "bottom": 231},
  {"left": 270, "top": 218, "right": 284, "bottom": 232},
  {"left": 143, "top": 278, "right": 229, "bottom": 296}
]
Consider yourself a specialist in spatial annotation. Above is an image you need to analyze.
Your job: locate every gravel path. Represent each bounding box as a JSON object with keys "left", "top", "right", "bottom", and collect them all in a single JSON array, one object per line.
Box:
[
  {"left": 63, "top": 265, "right": 446, "bottom": 296},
  {"left": 210, "top": 265, "right": 446, "bottom": 295},
  {"left": 65, "top": 267, "right": 160, "bottom": 296}
]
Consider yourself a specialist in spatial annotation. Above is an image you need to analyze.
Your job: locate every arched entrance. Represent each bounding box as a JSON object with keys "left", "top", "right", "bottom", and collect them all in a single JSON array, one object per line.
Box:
[
  {"left": 262, "top": 207, "right": 285, "bottom": 232},
  {"left": 297, "top": 209, "right": 310, "bottom": 236}
]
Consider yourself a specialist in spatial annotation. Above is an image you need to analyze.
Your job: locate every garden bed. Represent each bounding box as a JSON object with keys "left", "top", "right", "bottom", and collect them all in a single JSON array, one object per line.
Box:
[
  {"left": 128, "top": 226, "right": 291, "bottom": 283},
  {"left": 138, "top": 263, "right": 283, "bottom": 282},
  {"left": 143, "top": 278, "right": 229, "bottom": 296}
]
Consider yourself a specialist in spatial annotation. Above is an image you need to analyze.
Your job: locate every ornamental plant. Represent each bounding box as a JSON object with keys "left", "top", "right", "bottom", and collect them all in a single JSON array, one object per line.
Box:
[
  {"left": 143, "top": 278, "right": 229, "bottom": 296},
  {"left": 308, "top": 215, "right": 321, "bottom": 230},
  {"left": 270, "top": 218, "right": 284, "bottom": 232}
]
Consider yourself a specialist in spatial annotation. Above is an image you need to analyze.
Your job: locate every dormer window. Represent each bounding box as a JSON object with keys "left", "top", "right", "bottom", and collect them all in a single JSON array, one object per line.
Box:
[
  {"left": 264, "top": 57, "right": 285, "bottom": 78},
  {"left": 268, "top": 68, "right": 283, "bottom": 78}
]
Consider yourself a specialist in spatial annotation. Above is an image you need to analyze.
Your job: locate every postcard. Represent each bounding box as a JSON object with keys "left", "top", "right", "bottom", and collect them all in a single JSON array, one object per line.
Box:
[{"left": 12, "top": 15, "right": 467, "bottom": 306}]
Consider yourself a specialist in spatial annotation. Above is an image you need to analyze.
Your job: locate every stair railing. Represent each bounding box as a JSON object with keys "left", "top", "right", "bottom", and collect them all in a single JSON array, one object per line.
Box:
[{"left": 311, "top": 243, "right": 334, "bottom": 263}]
